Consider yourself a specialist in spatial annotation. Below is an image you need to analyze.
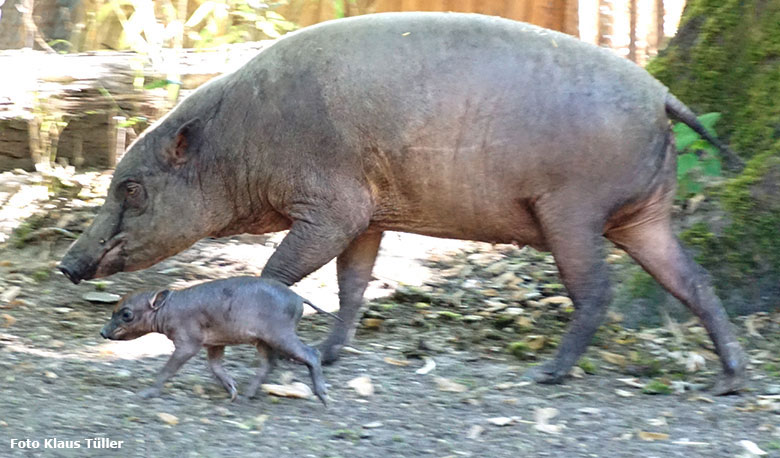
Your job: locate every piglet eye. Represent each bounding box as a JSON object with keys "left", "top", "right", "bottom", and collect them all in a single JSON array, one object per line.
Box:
[
  {"left": 124, "top": 182, "right": 145, "bottom": 208},
  {"left": 121, "top": 310, "right": 134, "bottom": 322}
]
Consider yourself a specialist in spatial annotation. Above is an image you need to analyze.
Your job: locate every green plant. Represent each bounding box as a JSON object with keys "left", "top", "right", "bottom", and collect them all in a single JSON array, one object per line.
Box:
[{"left": 674, "top": 112, "right": 724, "bottom": 199}]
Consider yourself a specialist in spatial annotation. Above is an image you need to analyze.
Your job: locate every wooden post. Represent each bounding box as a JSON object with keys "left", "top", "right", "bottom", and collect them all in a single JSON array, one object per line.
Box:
[
  {"left": 628, "top": 0, "right": 637, "bottom": 61},
  {"left": 598, "top": 0, "right": 613, "bottom": 47},
  {"left": 22, "top": 0, "right": 35, "bottom": 49},
  {"left": 655, "top": 0, "right": 665, "bottom": 51},
  {"left": 113, "top": 116, "right": 127, "bottom": 166}
]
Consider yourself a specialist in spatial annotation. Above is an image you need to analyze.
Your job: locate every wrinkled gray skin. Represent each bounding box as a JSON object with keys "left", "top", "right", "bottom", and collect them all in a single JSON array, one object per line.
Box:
[
  {"left": 63, "top": 12, "right": 746, "bottom": 394},
  {"left": 100, "top": 277, "right": 330, "bottom": 404}
]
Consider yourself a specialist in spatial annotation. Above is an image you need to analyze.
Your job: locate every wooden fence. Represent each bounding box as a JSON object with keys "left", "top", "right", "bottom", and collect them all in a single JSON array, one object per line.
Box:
[{"left": 279, "top": 0, "right": 685, "bottom": 65}]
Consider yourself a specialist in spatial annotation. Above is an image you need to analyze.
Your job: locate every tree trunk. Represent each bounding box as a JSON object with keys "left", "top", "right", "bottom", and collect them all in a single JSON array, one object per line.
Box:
[
  {"left": 647, "top": 0, "right": 780, "bottom": 314},
  {"left": 0, "top": 0, "right": 25, "bottom": 49}
]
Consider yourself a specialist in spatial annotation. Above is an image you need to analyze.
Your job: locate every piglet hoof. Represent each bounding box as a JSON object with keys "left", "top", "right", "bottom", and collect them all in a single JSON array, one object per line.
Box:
[
  {"left": 521, "top": 361, "right": 568, "bottom": 385},
  {"left": 318, "top": 340, "right": 344, "bottom": 365},
  {"left": 315, "top": 392, "right": 328, "bottom": 407},
  {"left": 138, "top": 387, "right": 162, "bottom": 399},
  {"left": 711, "top": 373, "right": 745, "bottom": 396},
  {"left": 229, "top": 387, "right": 238, "bottom": 402}
]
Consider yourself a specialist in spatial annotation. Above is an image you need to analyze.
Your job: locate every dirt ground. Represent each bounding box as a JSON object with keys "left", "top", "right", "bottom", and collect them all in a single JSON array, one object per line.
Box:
[{"left": 0, "top": 169, "right": 778, "bottom": 457}]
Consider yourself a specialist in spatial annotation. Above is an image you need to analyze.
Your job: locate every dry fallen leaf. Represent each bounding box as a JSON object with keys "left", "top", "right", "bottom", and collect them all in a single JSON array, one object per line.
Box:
[
  {"left": 617, "top": 377, "right": 644, "bottom": 388},
  {"left": 1, "top": 314, "right": 16, "bottom": 327},
  {"left": 261, "top": 382, "right": 313, "bottom": 399},
  {"left": 347, "top": 376, "right": 374, "bottom": 397},
  {"left": 738, "top": 440, "right": 767, "bottom": 456},
  {"left": 745, "top": 315, "right": 763, "bottom": 339},
  {"left": 415, "top": 356, "right": 436, "bottom": 375},
  {"left": 525, "top": 335, "right": 547, "bottom": 351},
  {"left": 361, "top": 318, "right": 383, "bottom": 329},
  {"left": 637, "top": 431, "right": 669, "bottom": 441},
  {"left": 157, "top": 413, "right": 179, "bottom": 426},
  {"left": 435, "top": 377, "right": 468, "bottom": 393},
  {"left": 383, "top": 357, "right": 410, "bottom": 366},
  {"left": 600, "top": 351, "right": 627, "bottom": 367}
]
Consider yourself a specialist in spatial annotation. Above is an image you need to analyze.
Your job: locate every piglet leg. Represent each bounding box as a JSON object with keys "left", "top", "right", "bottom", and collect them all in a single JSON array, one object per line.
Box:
[
  {"left": 206, "top": 346, "right": 238, "bottom": 401},
  {"left": 246, "top": 343, "right": 276, "bottom": 399},
  {"left": 274, "top": 336, "right": 327, "bottom": 406},
  {"left": 139, "top": 342, "right": 201, "bottom": 399}
]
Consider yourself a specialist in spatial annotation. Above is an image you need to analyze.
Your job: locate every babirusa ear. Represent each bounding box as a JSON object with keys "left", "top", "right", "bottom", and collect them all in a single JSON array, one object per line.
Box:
[
  {"left": 148, "top": 289, "right": 171, "bottom": 310},
  {"left": 166, "top": 118, "right": 201, "bottom": 167}
]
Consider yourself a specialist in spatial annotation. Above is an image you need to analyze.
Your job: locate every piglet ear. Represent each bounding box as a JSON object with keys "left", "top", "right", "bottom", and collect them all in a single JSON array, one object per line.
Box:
[
  {"left": 148, "top": 289, "right": 171, "bottom": 310},
  {"left": 166, "top": 118, "right": 201, "bottom": 167}
]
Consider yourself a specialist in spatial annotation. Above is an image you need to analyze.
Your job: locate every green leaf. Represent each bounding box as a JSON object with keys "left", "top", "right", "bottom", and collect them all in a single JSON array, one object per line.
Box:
[
  {"left": 677, "top": 153, "right": 699, "bottom": 178},
  {"left": 333, "top": 0, "right": 345, "bottom": 18},
  {"left": 702, "top": 157, "right": 722, "bottom": 176},
  {"left": 143, "top": 79, "right": 168, "bottom": 90},
  {"left": 697, "top": 112, "right": 721, "bottom": 132},
  {"left": 673, "top": 123, "right": 699, "bottom": 151}
]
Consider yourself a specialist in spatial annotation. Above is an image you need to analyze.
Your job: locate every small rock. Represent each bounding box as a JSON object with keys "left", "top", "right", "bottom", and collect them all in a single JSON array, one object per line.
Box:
[
  {"left": 1, "top": 287, "right": 22, "bottom": 304},
  {"left": 435, "top": 377, "right": 468, "bottom": 393},
  {"left": 44, "top": 371, "right": 58, "bottom": 380},
  {"left": 115, "top": 369, "right": 132, "bottom": 378},
  {"left": 462, "top": 315, "right": 484, "bottom": 322},
  {"left": 615, "top": 389, "right": 635, "bottom": 397},
  {"left": 484, "top": 301, "right": 508, "bottom": 313},
  {"left": 534, "top": 407, "right": 563, "bottom": 434},
  {"left": 363, "top": 421, "right": 383, "bottom": 429},
  {"left": 685, "top": 352, "right": 706, "bottom": 373},
  {"left": 54, "top": 307, "right": 73, "bottom": 314},
  {"left": 504, "top": 307, "right": 524, "bottom": 316},
  {"left": 487, "top": 417, "right": 515, "bottom": 426},
  {"left": 539, "top": 295, "right": 572, "bottom": 307},
  {"left": 578, "top": 407, "right": 601, "bottom": 415},
  {"left": 764, "top": 385, "right": 780, "bottom": 395},
  {"left": 467, "top": 425, "right": 484, "bottom": 439},
  {"left": 157, "top": 413, "right": 179, "bottom": 426},
  {"left": 82, "top": 292, "right": 122, "bottom": 303},
  {"left": 569, "top": 366, "right": 585, "bottom": 378},
  {"left": 347, "top": 376, "right": 374, "bottom": 397},
  {"left": 193, "top": 384, "right": 205, "bottom": 396}
]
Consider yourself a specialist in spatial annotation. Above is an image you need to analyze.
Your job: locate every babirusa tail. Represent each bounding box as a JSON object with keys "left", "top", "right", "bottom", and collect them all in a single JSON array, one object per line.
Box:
[
  {"left": 664, "top": 93, "right": 744, "bottom": 169},
  {"left": 303, "top": 299, "right": 343, "bottom": 322}
]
